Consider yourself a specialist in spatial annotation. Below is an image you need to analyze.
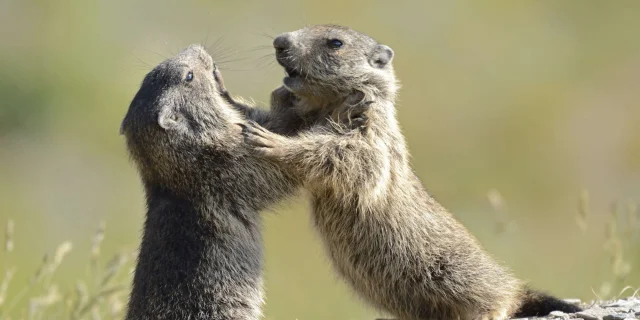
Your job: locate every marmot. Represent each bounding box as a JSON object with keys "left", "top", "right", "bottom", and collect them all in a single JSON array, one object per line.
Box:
[
  {"left": 235, "top": 25, "right": 582, "bottom": 320},
  {"left": 120, "top": 44, "right": 299, "bottom": 320}
]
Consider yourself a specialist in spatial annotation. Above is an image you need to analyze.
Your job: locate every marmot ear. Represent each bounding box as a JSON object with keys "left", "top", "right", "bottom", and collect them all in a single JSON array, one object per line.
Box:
[
  {"left": 157, "top": 107, "right": 185, "bottom": 131},
  {"left": 370, "top": 44, "right": 394, "bottom": 68}
]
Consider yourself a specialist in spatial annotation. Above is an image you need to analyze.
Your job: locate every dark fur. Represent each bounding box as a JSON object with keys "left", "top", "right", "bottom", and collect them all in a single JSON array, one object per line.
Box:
[
  {"left": 231, "top": 25, "right": 581, "bottom": 320},
  {"left": 120, "top": 45, "right": 298, "bottom": 320},
  {"left": 513, "top": 289, "right": 582, "bottom": 318}
]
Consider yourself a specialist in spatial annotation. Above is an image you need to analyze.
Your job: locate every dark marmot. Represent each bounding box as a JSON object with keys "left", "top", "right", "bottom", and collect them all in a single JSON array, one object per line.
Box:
[
  {"left": 119, "top": 44, "right": 299, "bottom": 320},
  {"left": 234, "top": 25, "right": 582, "bottom": 320}
]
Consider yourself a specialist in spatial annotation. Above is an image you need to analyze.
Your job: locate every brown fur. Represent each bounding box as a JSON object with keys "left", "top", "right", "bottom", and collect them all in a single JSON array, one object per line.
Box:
[{"left": 233, "top": 25, "right": 581, "bottom": 320}]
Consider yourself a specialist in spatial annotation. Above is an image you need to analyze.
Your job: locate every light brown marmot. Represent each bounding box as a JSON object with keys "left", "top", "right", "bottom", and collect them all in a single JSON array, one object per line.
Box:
[{"left": 234, "top": 25, "right": 581, "bottom": 320}]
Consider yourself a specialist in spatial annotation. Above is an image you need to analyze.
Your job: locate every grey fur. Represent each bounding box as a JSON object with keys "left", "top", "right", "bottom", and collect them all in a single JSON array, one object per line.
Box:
[
  {"left": 235, "top": 25, "right": 581, "bottom": 320},
  {"left": 120, "top": 45, "right": 298, "bottom": 320}
]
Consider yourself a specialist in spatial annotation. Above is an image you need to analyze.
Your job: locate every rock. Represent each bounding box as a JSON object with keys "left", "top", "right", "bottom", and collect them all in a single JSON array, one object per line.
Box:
[
  {"left": 563, "top": 299, "right": 583, "bottom": 305},
  {"left": 603, "top": 299, "right": 639, "bottom": 312},
  {"left": 575, "top": 309, "right": 607, "bottom": 320},
  {"left": 602, "top": 314, "right": 632, "bottom": 320}
]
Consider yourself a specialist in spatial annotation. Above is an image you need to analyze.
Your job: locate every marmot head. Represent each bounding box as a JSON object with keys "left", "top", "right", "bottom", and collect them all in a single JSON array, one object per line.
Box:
[
  {"left": 273, "top": 24, "right": 397, "bottom": 99},
  {"left": 120, "top": 44, "right": 242, "bottom": 188}
]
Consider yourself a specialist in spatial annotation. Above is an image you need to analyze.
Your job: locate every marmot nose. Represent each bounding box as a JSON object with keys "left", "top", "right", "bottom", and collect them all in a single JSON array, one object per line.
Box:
[{"left": 273, "top": 34, "right": 292, "bottom": 54}]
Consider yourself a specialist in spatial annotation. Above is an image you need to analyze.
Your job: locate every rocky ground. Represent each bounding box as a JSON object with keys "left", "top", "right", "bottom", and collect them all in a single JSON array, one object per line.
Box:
[{"left": 514, "top": 297, "right": 640, "bottom": 320}]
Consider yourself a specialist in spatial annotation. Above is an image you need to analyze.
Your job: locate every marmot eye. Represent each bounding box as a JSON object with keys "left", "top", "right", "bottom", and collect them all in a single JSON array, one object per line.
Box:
[
  {"left": 328, "top": 39, "right": 343, "bottom": 49},
  {"left": 185, "top": 71, "right": 194, "bottom": 82}
]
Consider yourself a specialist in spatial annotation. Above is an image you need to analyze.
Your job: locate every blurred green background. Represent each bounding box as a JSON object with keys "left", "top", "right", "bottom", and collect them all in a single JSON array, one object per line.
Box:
[{"left": 1, "top": 0, "right": 639, "bottom": 319}]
